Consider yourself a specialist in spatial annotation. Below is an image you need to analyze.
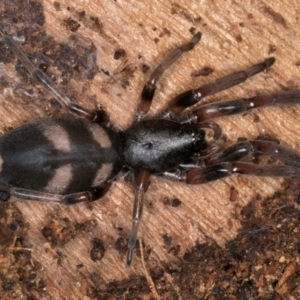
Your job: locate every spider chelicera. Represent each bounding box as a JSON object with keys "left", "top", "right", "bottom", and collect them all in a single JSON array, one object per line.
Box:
[{"left": 1, "top": 30, "right": 300, "bottom": 266}]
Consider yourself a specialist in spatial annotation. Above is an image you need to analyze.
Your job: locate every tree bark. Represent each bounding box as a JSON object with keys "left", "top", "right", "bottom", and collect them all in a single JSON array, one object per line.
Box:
[{"left": 1, "top": 0, "right": 300, "bottom": 299}]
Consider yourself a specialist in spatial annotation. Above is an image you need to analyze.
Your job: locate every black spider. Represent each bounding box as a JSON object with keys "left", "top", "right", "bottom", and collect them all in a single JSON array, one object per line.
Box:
[{"left": 1, "top": 31, "right": 300, "bottom": 266}]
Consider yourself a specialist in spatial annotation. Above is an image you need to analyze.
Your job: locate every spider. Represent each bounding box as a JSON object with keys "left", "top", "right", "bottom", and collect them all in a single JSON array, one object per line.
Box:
[{"left": 1, "top": 30, "right": 300, "bottom": 267}]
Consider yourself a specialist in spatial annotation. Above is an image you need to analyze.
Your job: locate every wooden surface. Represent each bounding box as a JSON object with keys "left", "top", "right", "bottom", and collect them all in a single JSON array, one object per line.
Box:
[{"left": 1, "top": 0, "right": 300, "bottom": 299}]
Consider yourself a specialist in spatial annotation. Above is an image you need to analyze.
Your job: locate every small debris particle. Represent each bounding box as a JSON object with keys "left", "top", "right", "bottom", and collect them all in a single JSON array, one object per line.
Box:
[
  {"left": 2, "top": 282, "right": 15, "bottom": 291},
  {"left": 236, "top": 35, "right": 243, "bottom": 43},
  {"left": 191, "top": 66, "right": 213, "bottom": 77},
  {"left": 162, "top": 234, "right": 172, "bottom": 246},
  {"left": 121, "top": 80, "right": 130, "bottom": 89},
  {"left": 230, "top": 186, "right": 239, "bottom": 202},
  {"left": 78, "top": 11, "right": 86, "bottom": 19},
  {"left": 279, "top": 256, "right": 286, "bottom": 263},
  {"left": 63, "top": 18, "right": 81, "bottom": 32},
  {"left": 189, "top": 27, "right": 196, "bottom": 35},
  {"left": 163, "top": 28, "right": 171, "bottom": 36},
  {"left": 261, "top": 5, "right": 287, "bottom": 27},
  {"left": 115, "top": 237, "right": 127, "bottom": 253},
  {"left": 141, "top": 64, "right": 150, "bottom": 73},
  {"left": 89, "top": 16, "right": 103, "bottom": 33},
  {"left": 90, "top": 238, "right": 105, "bottom": 262},
  {"left": 114, "top": 49, "right": 126, "bottom": 60},
  {"left": 53, "top": 2, "right": 60, "bottom": 10},
  {"left": 268, "top": 44, "right": 277, "bottom": 54},
  {"left": 253, "top": 113, "right": 260, "bottom": 122},
  {"left": 172, "top": 198, "right": 182, "bottom": 207},
  {"left": 101, "top": 69, "right": 110, "bottom": 76}
]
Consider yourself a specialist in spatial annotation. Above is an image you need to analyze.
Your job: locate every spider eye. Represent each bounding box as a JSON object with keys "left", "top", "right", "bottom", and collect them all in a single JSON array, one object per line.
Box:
[{"left": 143, "top": 142, "right": 153, "bottom": 149}]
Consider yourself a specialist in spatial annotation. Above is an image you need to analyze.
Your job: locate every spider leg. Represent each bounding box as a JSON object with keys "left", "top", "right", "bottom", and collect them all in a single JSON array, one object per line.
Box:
[
  {"left": 126, "top": 168, "right": 150, "bottom": 267},
  {"left": 210, "top": 140, "right": 300, "bottom": 167},
  {"left": 177, "top": 90, "right": 300, "bottom": 124},
  {"left": 0, "top": 182, "right": 111, "bottom": 204},
  {"left": 137, "top": 32, "right": 202, "bottom": 118},
  {"left": 2, "top": 34, "right": 110, "bottom": 125},
  {"left": 162, "top": 162, "right": 300, "bottom": 184},
  {"left": 162, "top": 139, "right": 300, "bottom": 183},
  {"left": 187, "top": 162, "right": 300, "bottom": 184},
  {"left": 163, "top": 57, "right": 275, "bottom": 115}
]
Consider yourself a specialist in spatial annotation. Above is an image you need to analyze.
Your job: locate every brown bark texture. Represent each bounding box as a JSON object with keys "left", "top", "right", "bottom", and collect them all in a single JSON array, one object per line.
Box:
[{"left": 1, "top": 0, "right": 300, "bottom": 299}]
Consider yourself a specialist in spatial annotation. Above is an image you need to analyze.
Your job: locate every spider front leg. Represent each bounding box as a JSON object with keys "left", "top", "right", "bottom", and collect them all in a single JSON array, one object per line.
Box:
[
  {"left": 186, "top": 162, "right": 300, "bottom": 184},
  {"left": 185, "top": 90, "right": 300, "bottom": 123},
  {"left": 2, "top": 34, "right": 110, "bottom": 125},
  {"left": 162, "top": 57, "right": 275, "bottom": 115},
  {"left": 210, "top": 139, "right": 300, "bottom": 167},
  {"left": 162, "top": 139, "right": 300, "bottom": 184},
  {"left": 137, "top": 32, "right": 202, "bottom": 118},
  {"left": 173, "top": 89, "right": 300, "bottom": 127},
  {"left": 163, "top": 162, "right": 300, "bottom": 185}
]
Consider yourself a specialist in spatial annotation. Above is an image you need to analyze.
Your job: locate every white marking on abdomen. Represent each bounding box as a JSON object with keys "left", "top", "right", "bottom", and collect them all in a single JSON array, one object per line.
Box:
[
  {"left": 88, "top": 124, "right": 111, "bottom": 148},
  {"left": 43, "top": 125, "right": 71, "bottom": 152},
  {"left": 45, "top": 164, "right": 72, "bottom": 193},
  {"left": 93, "top": 163, "right": 113, "bottom": 186}
]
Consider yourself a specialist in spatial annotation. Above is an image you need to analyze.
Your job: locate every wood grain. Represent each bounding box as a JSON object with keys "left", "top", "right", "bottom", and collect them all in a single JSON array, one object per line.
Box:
[{"left": 1, "top": 0, "right": 300, "bottom": 298}]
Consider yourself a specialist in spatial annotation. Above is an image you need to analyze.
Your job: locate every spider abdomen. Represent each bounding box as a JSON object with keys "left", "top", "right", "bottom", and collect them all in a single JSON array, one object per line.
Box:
[
  {"left": 123, "top": 119, "right": 206, "bottom": 173},
  {"left": 0, "top": 118, "right": 123, "bottom": 194}
]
